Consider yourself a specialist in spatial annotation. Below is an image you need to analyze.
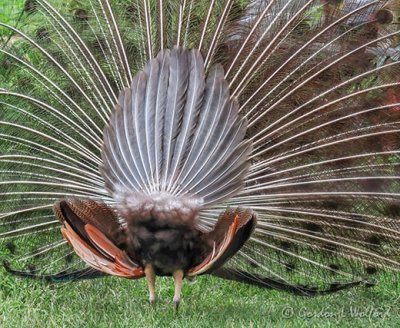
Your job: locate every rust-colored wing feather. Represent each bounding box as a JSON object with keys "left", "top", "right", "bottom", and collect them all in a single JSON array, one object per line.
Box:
[
  {"left": 56, "top": 199, "right": 144, "bottom": 279},
  {"left": 188, "top": 208, "right": 256, "bottom": 276}
]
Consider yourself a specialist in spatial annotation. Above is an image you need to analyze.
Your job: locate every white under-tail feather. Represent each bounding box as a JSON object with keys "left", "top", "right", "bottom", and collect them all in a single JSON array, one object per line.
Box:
[{"left": 101, "top": 48, "right": 252, "bottom": 218}]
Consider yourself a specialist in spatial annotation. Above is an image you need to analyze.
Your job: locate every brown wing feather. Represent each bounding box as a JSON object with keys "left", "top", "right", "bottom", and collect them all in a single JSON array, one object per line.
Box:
[
  {"left": 188, "top": 208, "right": 257, "bottom": 276},
  {"left": 55, "top": 199, "right": 125, "bottom": 246},
  {"left": 55, "top": 199, "right": 144, "bottom": 279}
]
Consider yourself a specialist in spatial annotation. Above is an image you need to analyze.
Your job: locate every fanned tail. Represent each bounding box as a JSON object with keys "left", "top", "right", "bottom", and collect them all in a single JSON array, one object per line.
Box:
[{"left": 1, "top": 0, "right": 400, "bottom": 293}]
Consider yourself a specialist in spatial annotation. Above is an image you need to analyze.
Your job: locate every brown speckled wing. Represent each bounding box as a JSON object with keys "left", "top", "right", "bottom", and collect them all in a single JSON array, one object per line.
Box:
[
  {"left": 188, "top": 208, "right": 256, "bottom": 276},
  {"left": 55, "top": 199, "right": 144, "bottom": 279}
]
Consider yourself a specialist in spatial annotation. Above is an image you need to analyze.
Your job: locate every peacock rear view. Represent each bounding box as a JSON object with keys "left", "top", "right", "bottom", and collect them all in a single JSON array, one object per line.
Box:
[{"left": 1, "top": 0, "right": 400, "bottom": 308}]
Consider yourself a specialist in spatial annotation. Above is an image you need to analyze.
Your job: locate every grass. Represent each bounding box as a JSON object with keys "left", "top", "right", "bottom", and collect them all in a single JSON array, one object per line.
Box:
[
  {"left": 0, "top": 0, "right": 26, "bottom": 38},
  {"left": 1, "top": 267, "right": 400, "bottom": 327}
]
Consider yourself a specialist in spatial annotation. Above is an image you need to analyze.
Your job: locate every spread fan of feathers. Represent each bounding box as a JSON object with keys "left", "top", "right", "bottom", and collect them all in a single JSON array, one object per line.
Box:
[{"left": 1, "top": 0, "right": 400, "bottom": 307}]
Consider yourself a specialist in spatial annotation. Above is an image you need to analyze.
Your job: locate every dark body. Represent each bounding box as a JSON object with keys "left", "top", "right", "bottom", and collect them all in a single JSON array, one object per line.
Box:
[{"left": 127, "top": 218, "right": 209, "bottom": 276}]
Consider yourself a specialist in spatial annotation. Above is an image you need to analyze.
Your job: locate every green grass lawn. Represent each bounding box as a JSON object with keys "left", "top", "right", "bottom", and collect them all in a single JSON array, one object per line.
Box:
[{"left": 1, "top": 267, "right": 399, "bottom": 328}]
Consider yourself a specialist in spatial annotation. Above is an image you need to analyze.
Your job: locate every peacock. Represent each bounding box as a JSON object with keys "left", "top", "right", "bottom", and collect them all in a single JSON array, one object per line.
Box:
[{"left": 1, "top": 0, "right": 400, "bottom": 309}]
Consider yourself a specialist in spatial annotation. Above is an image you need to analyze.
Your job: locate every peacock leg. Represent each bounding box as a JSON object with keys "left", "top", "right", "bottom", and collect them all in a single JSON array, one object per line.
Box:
[
  {"left": 172, "top": 269, "right": 184, "bottom": 310},
  {"left": 144, "top": 264, "right": 156, "bottom": 305}
]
